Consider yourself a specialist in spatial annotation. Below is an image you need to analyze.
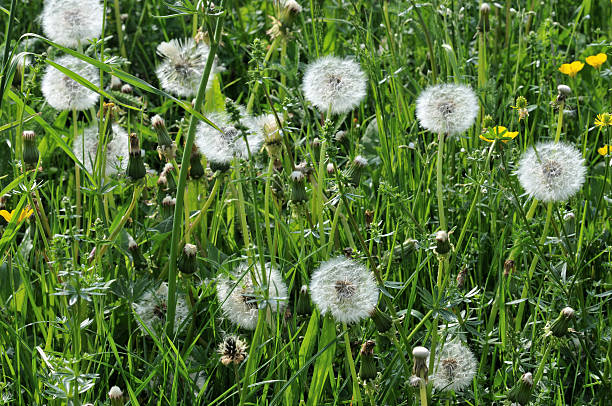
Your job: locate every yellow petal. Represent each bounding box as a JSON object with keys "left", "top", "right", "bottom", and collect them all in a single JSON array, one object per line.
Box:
[
  {"left": 570, "top": 61, "right": 584, "bottom": 72},
  {"left": 0, "top": 210, "right": 11, "bottom": 222},
  {"left": 492, "top": 126, "right": 508, "bottom": 135},
  {"left": 479, "top": 134, "right": 494, "bottom": 143},
  {"left": 599, "top": 145, "right": 610, "bottom": 156},
  {"left": 586, "top": 53, "right": 607, "bottom": 68},
  {"left": 18, "top": 208, "right": 34, "bottom": 222},
  {"left": 559, "top": 64, "right": 573, "bottom": 75}
]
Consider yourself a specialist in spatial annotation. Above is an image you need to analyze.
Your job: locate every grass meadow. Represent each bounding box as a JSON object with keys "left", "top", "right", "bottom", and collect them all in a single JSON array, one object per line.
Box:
[{"left": 1, "top": 0, "right": 612, "bottom": 404}]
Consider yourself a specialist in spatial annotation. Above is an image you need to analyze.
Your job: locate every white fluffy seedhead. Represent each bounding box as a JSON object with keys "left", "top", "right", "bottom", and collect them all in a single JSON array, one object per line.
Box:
[
  {"left": 156, "top": 38, "right": 217, "bottom": 98},
  {"left": 132, "top": 282, "right": 189, "bottom": 335},
  {"left": 216, "top": 262, "right": 288, "bottom": 330},
  {"left": 72, "top": 124, "right": 129, "bottom": 176},
  {"left": 194, "top": 110, "right": 264, "bottom": 167},
  {"left": 302, "top": 56, "right": 367, "bottom": 115},
  {"left": 309, "top": 256, "right": 379, "bottom": 324},
  {"left": 41, "top": 0, "right": 103, "bottom": 48},
  {"left": 415, "top": 83, "right": 478, "bottom": 135},
  {"left": 516, "top": 141, "right": 586, "bottom": 202},
  {"left": 432, "top": 338, "right": 477, "bottom": 392},
  {"left": 41, "top": 55, "right": 99, "bottom": 111}
]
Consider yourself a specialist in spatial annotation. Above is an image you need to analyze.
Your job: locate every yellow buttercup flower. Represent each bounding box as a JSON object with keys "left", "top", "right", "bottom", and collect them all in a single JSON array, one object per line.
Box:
[
  {"left": 559, "top": 61, "right": 584, "bottom": 78},
  {"left": 598, "top": 145, "right": 610, "bottom": 156},
  {"left": 595, "top": 113, "right": 612, "bottom": 128},
  {"left": 479, "top": 126, "right": 519, "bottom": 143},
  {"left": 586, "top": 53, "right": 607, "bottom": 69},
  {"left": 0, "top": 207, "right": 34, "bottom": 223}
]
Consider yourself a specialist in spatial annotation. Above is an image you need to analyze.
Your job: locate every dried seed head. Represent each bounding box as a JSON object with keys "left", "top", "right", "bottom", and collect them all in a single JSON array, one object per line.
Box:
[{"left": 218, "top": 335, "right": 248, "bottom": 366}]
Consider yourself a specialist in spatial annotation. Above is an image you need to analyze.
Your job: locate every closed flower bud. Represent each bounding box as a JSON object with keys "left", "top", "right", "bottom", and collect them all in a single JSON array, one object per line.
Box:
[
  {"left": 296, "top": 284, "right": 311, "bottom": 315},
  {"left": 412, "top": 346, "right": 430, "bottom": 383},
  {"left": 359, "top": 340, "right": 377, "bottom": 382},
  {"left": 152, "top": 115, "right": 177, "bottom": 161},
  {"left": 189, "top": 144, "right": 205, "bottom": 180},
  {"left": 369, "top": 306, "right": 392, "bottom": 333},
  {"left": 435, "top": 230, "right": 451, "bottom": 255},
  {"left": 126, "top": 133, "right": 146, "bottom": 181},
  {"left": 290, "top": 170, "right": 308, "bottom": 203},
  {"left": 178, "top": 243, "right": 199, "bottom": 275},
  {"left": 22, "top": 130, "right": 39, "bottom": 169},
  {"left": 503, "top": 259, "right": 515, "bottom": 276},
  {"left": 110, "top": 76, "right": 122, "bottom": 90},
  {"left": 218, "top": 335, "right": 248, "bottom": 366},
  {"left": 547, "top": 306, "right": 575, "bottom": 337},
  {"left": 456, "top": 266, "right": 468, "bottom": 287},
  {"left": 128, "top": 234, "right": 146, "bottom": 270},
  {"left": 326, "top": 162, "right": 335, "bottom": 174},
  {"left": 121, "top": 84, "right": 133, "bottom": 94},
  {"left": 108, "top": 385, "right": 124, "bottom": 406},
  {"left": 508, "top": 372, "right": 533, "bottom": 405},
  {"left": 161, "top": 195, "right": 176, "bottom": 218},
  {"left": 556, "top": 85, "right": 571, "bottom": 104},
  {"left": 344, "top": 155, "right": 368, "bottom": 186}
]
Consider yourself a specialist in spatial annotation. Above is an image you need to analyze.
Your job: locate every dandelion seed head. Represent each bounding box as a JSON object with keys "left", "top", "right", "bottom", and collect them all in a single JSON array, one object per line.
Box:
[
  {"left": 516, "top": 141, "right": 586, "bottom": 202},
  {"left": 432, "top": 338, "right": 477, "bottom": 392},
  {"left": 132, "top": 282, "right": 189, "bottom": 335},
  {"left": 195, "top": 110, "right": 264, "bottom": 167},
  {"left": 41, "top": 55, "right": 100, "bottom": 111},
  {"left": 309, "top": 256, "right": 378, "bottom": 324},
  {"left": 72, "top": 124, "right": 129, "bottom": 176},
  {"left": 302, "top": 56, "right": 367, "bottom": 115},
  {"left": 218, "top": 335, "right": 248, "bottom": 366},
  {"left": 156, "top": 38, "right": 217, "bottom": 98},
  {"left": 216, "top": 262, "right": 288, "bottom": 330},
  {"left": 415, "top": 84, "right": 478, "bottom": 135},
  {"left": 41, "top": 0, "right": 103, "bottom": 48}
]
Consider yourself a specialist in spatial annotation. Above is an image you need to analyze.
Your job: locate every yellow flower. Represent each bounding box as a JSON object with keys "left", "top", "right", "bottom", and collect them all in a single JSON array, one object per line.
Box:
[
  {"left": 598, "top": 145, "right": 610, "bottom": 156},
  {"left": 0, "top": 207, "right": 34, "bottom": 223},
  {"left": 479, "top": 126, "right": 519, "bottom": 143},
  {"left": 558, "top": 61, "right": 584, "bottom": 78},
  {"left": 586, "top": 53, "right": 607, "bottom": 69},
  {"left": 595, "top": 113, "right": 612, "bottom": 128}
]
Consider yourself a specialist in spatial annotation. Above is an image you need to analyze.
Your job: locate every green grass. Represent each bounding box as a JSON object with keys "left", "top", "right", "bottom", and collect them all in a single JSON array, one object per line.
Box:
[{"left": 1, "top": 0, "right": 611, "bottom": 405}]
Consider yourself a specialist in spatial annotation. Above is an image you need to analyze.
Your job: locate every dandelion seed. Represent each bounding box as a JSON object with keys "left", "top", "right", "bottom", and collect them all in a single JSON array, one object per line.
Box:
[
  {"left": 156, "top": 38, "right": 217, "bottom": 98},
  {"left": 218, "top": 335, "right": 248, "bottom": 366},
  {"left": 216, "top": 262, "right": 288, "bottom": 330},
  {"left": 586, "top": 53, "right": 607, "bottom": 69},
  {"left": 309, "top": 256, "right": 379, "bottom": 324},
  {"left": 302, "top": 56, "right": 367, "bottom": 115},
  {"left": 558, "top": 61, "right": 584, "bottom": 77},
  {"left": 516, "top": 141, "right": 586, "bottom": 202},
  {"left": 41, "top": 55, "right": 100, "bottom": 111},
  {"left": 72, "top": 124, "right": 129, "bottom": 176},
  {"left": 415, "top": 83, "right": 479, "bottom": 135},
  {"left": 132, "top": 282, "right": 189, "bottom": 335},
  {"left": 432, "top": 338, "right": 477, "bottom": 392},
  {"left": 41, "top": 0, "right": 103, "bottom": 48}
]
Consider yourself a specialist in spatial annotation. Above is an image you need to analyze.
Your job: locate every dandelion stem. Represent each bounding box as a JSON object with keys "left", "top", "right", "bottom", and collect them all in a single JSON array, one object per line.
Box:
[
  {"left": 166, "top": 11, "right": 223, "bottom": 336},
  {"left": 73, "top": 108, "right": 81, "bottom": 264},
  {"left": 436, "top": 132, "right": 447, "bottom": 231},
  {"left": 342, "top": 323, "right": 363, "bottom": 406},
  {"left": 419, "top": 380, "right": 428, "bottom": 406},
  {"left": 113, "top": 0, "right": 127, "bottom": 59}
]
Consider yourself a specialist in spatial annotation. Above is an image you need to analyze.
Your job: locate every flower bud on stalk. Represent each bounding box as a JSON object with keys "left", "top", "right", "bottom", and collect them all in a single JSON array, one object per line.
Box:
[
  {"left": 289, "top": 170, "right": 308, "bottom": 204},
  {"left": 344, "top": 155, "right": 368, "bottom": 186},
  {"left": 22, "top": 130, "right": 39, "bottom": 170},
  {"left": 296, "top": 284, "right": 311, "bottom": 315},
  {"left": 412, "top": 346, "right": 430, "bottom": 383},
  {"left": 152, "top": 115, "right": 177, "bottom": 161},
  {"left": 548, "top": 306, "right": 575, "bottom": 337},
  {"left": 126, "top": 133, "right": 146, "bottom": 181},
  {"left": 108, "top": 386, "right": 124, "bottom": 406},
  {"left": 359, "top": 340, "right": 377, "bottom": 382},
  {"left": 178, "top": 243, "right": 199, "bottom": 275},
  {"left": 369, "top": 306, "right": 392, "bottom": 333},
  {"left": 435, "top": 230, "right": 451, "bottom": 255},
  {"left": 189, "top": 144, "right": 205, "bottom": 180},
  {"left": 508, "top": 372, "right": 533, "bottom": 405}
]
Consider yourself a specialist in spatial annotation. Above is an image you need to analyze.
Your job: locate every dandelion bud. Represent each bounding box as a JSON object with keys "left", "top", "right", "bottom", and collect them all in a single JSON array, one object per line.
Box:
[
  {"left": 108, "top": 385, "right": 124, "bottom": 406},
  {"left": 412, "top": 346, "right": 430, "bottom": 383},
  {"left": 262, "top": 114, "right": 284, "bottom": 159},
  {"left": 344, "top": 155, "right": 368, "bottom": 186},
  {"left": 189, "top": 144, "right": 205, "bottom": 180},
  {"left": 218, "top": 335, "right": 248, "bottom": 366},
  {"left": 435, "top": 230, "right": 451, "bottom": 255},
  {"left": 359, "top": 340, "right": 377, "bottom": 382},
  {"left": 178, "top": 243, "right": 199, "bottom": 275},
  {"left": 288, "top": 170, "right": 308, "bottom": 204},
  {"left": 548, "top": 306, "right": 575, "bottom": 337},
  {"left": 503, "top": 259, "right": 515, "bottom": 276},
  {"left": 127, "top": 234, "right": 146, "bottom": 270},
  {"left": 121, "top": 84, "right": 133, "bottom": 94},
  {"left": 161, "top": 163, "right": 177, "bottom": 192},
  {"left": 370, "top": 306, "right": 392, "bottom": 333},
  {"left": 282, "top": 0, "right": 302, "bottom": 18},
  {"left": 480, "top": 2, "right": 490, "bottom": 15},
  {"left": 479, "top": 3, "right": 490, "bottom": 30},
  {"left": 22, "top": 130, "right": 39, "bottom": 169},
  {"left": 161, "top": 195, "right": 176, "bottom": 218},
  {"left": 456, "top": 266, "right": 468, "bottom": 287},
  {"left": 508, "top": 372, "right": 533, "bottom": 405},
  {"left": 326, "top": 163, "right": 335, "bottom": 174},
  {"left": 556, "top": 85, "right": 571, "bottom": 103},
  {"left": 296, "top": 284, "right": 311, "bottom": 315},
  {"left": 126, "top": 133, "right": 146, "bottom": 181},
  {"left": 334, "top": 130, "right": 349, "bottom": 151},
  {"left": 152, "top": 115, "right": 177, "bottom": 161},
  {"left": 110, "top": 75, "right": 122, "bottom": 90}
]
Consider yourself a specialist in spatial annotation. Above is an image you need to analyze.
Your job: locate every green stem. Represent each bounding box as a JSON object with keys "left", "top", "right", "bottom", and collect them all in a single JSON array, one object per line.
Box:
[
  {"left": 73, "top": 109, "right": 81, "bottom": 264},
  {"left": 166, "top": 12, "right": 223, "bottom": 336},
  {"left": 343, "top": 323, "right": 363, "bottom": 406},
  {"left": 419, "top": 382, "right": 428, "bottom": 406},
  {"left": 437, "top": 132, "right": 447, "bottom": 230},
  {"left": 113, "top": 0, "right": 127, "bottom": 59}
]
